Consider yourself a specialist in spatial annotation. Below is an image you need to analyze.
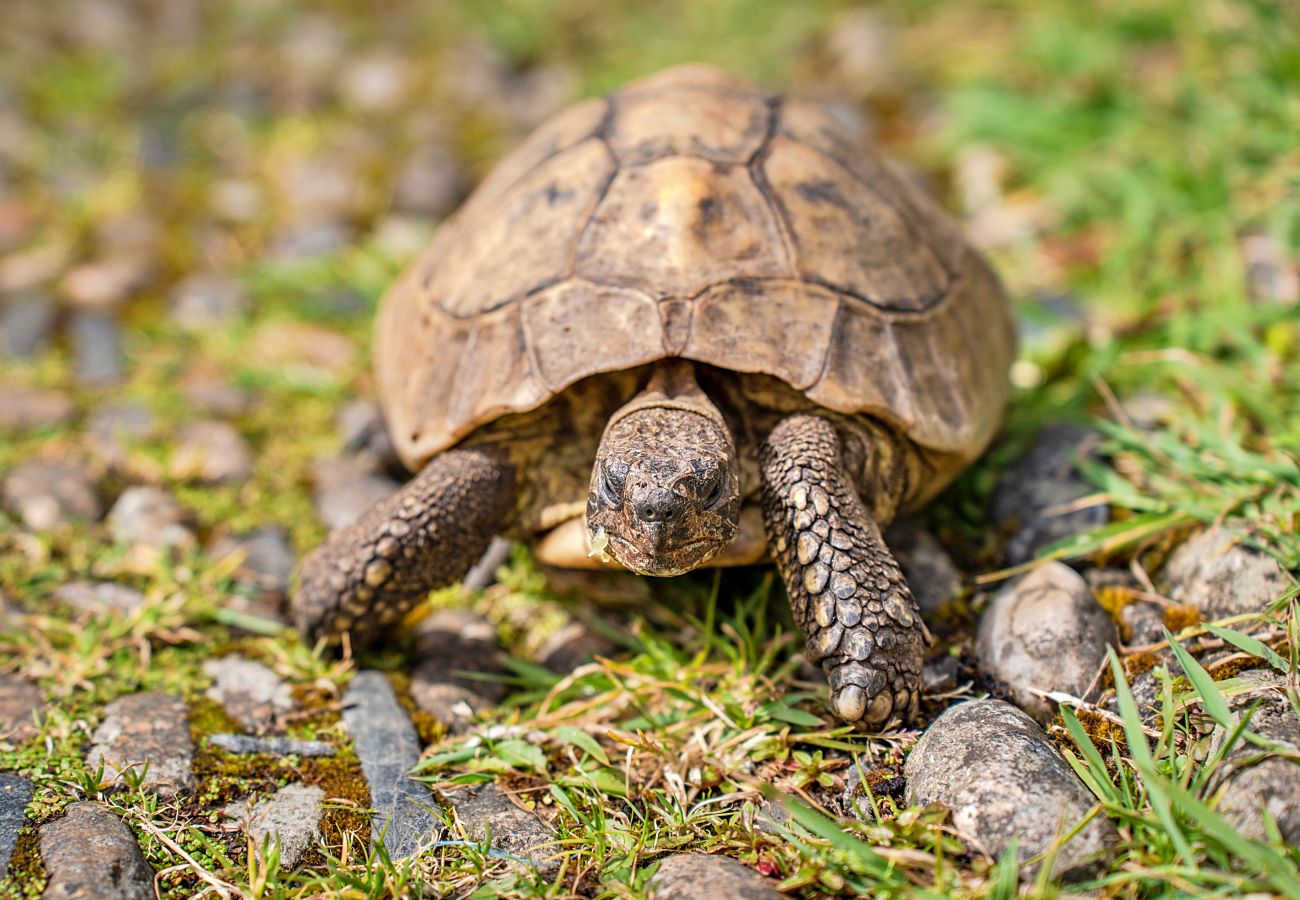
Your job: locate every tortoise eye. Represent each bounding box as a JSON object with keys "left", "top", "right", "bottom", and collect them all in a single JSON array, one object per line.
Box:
[
  {"left": 597, "top": 464, "right": 625, "bottom": 504},
  {"left": 703, "top": 473, "right": 727, "bottom": 508}
]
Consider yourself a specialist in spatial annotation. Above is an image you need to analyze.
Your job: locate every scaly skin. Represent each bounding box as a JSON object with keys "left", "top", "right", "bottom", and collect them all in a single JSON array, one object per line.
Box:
[
  {"left": 293, "top": 445, "right": 516, "bottom": 644},
  {"left": 760, "top": 415, "right": 926, "bottom": 728}
]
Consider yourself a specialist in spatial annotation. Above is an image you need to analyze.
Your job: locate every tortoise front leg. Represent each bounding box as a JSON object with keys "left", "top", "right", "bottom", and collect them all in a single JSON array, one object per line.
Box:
[
  {"left": 293, "top": 446, "right": 516, "bottom": 644},
  {"left": 760, "top": 415, "right": 926, "bottom": 728}
]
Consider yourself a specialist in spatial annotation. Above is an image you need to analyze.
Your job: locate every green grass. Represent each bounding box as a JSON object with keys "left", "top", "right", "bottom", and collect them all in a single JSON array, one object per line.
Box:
[{"left": 1, "top": 0, "right": 1298, "bottom": 896}]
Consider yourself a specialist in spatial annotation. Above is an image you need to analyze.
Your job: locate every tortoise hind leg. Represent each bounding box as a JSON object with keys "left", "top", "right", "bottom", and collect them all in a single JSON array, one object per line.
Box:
[
  {"left": 293, "top": 445, "right": 516, "bottom": 644},
  {"left": 759, "top": 415, "right": 926, "bottom": 728}
]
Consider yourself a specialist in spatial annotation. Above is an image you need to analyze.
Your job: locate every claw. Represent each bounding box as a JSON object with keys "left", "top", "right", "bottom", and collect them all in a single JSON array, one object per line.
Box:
[{"left": 832, "top": 684, "right": 866, "bottom": 722}]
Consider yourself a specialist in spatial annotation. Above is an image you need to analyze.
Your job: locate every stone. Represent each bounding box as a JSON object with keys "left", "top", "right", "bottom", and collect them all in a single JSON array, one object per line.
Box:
[
  {"left": 180, "top": 368, "right": 250, "bottom": 416},
  {"left": 339, "top": 54, "right": 411, "bottom": 113},
  {"left": 251, "top": 322, "right": 357, "bottom": 378},
  {"left": 1208, "top": 670, "right": 1300, "bottom": 844},
  {"left": 1240, "top": 232, "right": 1299, "bottom": 306},
  {"left": 394, "top": 145, "right": 461, "bottom": 218},
  {"left": 86, "top": 402, "right": 155, "bottom": 467},
  {"left": 53, "top": 581, "right": 147, "bottom": 618},
  {"left": 0, "top": 774, "right": 32, "bottom": 873},
  {"left": 410, "top": 610, "right": 507, "bottom": 735},
  {"left": 0, "top": 674, "right": 43, "bottom": 742},
  {"left": 203, "top": 656, "right": 294, "bottom": 733},
  {"left": 69, "top": 309, "right": 124, "bottom": 385},
  {"left": 0, "top": 386, "right": 74, "bottom": 431},
  {"left": 223, "top": 783, "right": 324, "bottom": 869},
  {"left": 312, "top": 456, "right": 399, "bottom": 531},
  {"left": 59, "top": 257, "right": 149, "bottom": 309},
  {"left": 649, "top": 853, "right": 782, "bottom": 900},
  {"left": 1163, "top": 526, "right": 1294, "bottom": 619},
  {"left": 107, "top": 486, "right": 194, "bottom": 550},
  {"left": 170, "top": 421, "right": 254, "bottom": 484},
  {"left": 87, "top": 691, "right": 193, "bottom": 793},
  {"left": 269, "top": 222, "right": 352, "bottom": 261},
  {"left": 536, "top": 620, "right": 619, "bottom": 674},
  {"left": 208, "top": 527, "right": 296, "bottom": 594},
  {"left": 336, "top": 398, "right": 400, "bottom": 474},
  {"left": 447, "top": 783, "right": 555, "bottom": 872},
  {"left": 208, "top": 733, "right": 335, "bottom": 758},
  {"left": 905, "top": 699, "right": 1116, "bottom": 878},
  {"left": 2, "top": 459, "right": 101, "bottom": 530},
  {"left": 462, "top": 536, "right": 514, "bottom": 592},
  {"left": 992, "top": 424, "right": 1108, "bottom": 566},
  {"left": 885, "top": 518, "right": 962, "bottom": 617},
  {"left": 342, "top": 671, "right": 440, "bottom": 858},
  {"left": 168, "top": 273, "right": 247, "bottom": 329},
  {"left": 1, "top": 290, "right": 58, "bottom": 358},
  {"left": 39, "top": 802, "right": 154, "bottom": 899},
  {"left": 1119, "top": 600, "right": 1165, "bottom": 647},
  {"left": 922, "top": 654, "right": 961, "bottom": 696},
  {"left": 975, "top": 563, "right": 1118, "bottom": 723}
]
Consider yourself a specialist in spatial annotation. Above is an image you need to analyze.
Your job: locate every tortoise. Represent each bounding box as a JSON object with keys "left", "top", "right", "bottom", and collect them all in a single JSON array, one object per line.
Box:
[{"left": 293, "top": 64, "right": 1015, "bottom": 729}]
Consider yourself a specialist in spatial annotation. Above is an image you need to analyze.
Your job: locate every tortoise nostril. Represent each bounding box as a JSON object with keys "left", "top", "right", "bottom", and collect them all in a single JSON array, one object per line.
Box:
[{"left": 633, "top": 489, "right": 683, "bottom": 524}]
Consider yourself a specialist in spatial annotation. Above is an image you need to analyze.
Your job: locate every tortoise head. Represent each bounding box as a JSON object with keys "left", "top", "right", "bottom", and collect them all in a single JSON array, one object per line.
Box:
[{"left": 586, "top": 367, "right": 741, "bottom": 576}]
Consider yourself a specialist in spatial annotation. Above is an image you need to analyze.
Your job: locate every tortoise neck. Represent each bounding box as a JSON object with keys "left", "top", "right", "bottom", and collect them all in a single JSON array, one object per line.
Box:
[{"left": 605, "top": 361, "right": 726, "bottom": 434}]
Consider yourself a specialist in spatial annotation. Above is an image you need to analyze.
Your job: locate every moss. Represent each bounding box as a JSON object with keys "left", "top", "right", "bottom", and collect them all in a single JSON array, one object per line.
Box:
[
  {"left": 385, "top": 670, "right": 447, "bottom": 747},
  {"left": 1162, "top": 604, "right": 1202, "bottom": 634},
  {"left": 1123, "top": 649, "right": 1162, "bottom": 679},
  {"left": 296, "top": 750, "right": 372, "bottom": 869},
  {"left": 0, "top": 827, "right": 45, "bottom": 899}
]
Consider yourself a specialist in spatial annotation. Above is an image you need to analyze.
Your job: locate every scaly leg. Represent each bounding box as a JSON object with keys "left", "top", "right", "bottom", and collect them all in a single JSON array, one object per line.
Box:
[
  {"left": 293, "top": 446, "right": 516, "bottom": 644},
  {"left": 760, "top": 415, "right": 926, "bottom": 728}
]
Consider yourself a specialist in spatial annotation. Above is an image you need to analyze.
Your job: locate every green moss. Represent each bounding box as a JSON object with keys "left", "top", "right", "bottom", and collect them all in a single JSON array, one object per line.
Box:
[{"left": 0, "top": 827, "right": 45, "bottom": 899}]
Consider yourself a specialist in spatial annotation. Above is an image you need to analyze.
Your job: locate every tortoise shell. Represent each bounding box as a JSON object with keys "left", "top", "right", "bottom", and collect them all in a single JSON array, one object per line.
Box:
[{"left": 377, "top": 64, "right": 1015, "bottom": 490}]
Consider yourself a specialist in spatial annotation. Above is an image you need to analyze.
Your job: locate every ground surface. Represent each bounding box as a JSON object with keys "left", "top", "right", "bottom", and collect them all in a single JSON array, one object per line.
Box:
[{"left": 1, "top": 0, "right": 1298, "bottom": 897}]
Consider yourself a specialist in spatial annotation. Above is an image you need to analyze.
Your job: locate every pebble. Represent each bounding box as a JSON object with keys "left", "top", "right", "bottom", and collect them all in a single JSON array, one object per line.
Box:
[
  {"left": 69, "top": 309, "right": 124, "bottom": 385},
  {"left": 251, "top": 322, "right": 357, "bottom": 378},
  {"left": 203, "top": 656, "right": 294, "bottom": 733},
  {"left": 87, "top": 691, "right": 193, "bottom": 793},
  {"left": 339, "top": 54, "right": 411, "bottom": 113},
  {"left": 223, "top": 783, "right": 324, "bottom": 869},
  {"left": 885, "top": 518, "right": 962, "bottom": 617},
  {"left": 312, "top": 456, "right": 399, "bottom": 531},
  {"left": 1, "top": 459, "right": 101, "bottom": 530},
  {"left": 39, "top": 802, "right": 155, "bottom": 899},
  {"left": 462, "top": 535, "right": 514, "bottom": 592},
  {"left": 1163, "top": 526, "right": 1294, "bottom": 618},
  {"left": 342, "top": 671, "right": 440, "bottom": 858},
  {"left": 180, "top": 369, "right": 250, "bottom": 417},
  {"left": 0, "top": 674, "right": 44, "bottom": 742},
  {"left": 921, "top": 654, "right": 961, "bottom": 696},
  {"left": 208, "top": 733, "right": 335, "bottom": 758},
  {"left": 410, "top": 610, "right": 507, "bottom": 735},
  {"left": 0, "top": 386, "right": 75, "bottom": 431},
  {"left": 975, "top": 563, "right": 1118, "bottom": 723},
  {"left": 447, "top": 783, "right": 556, "bottom": 872},
  {"left": 0, "top": 774, "right": 32, "bottom": 873},
  {"left": 86, "top": 402, "right": 156, "bottom": 468},
  {"left": 208, "top": 526, "right": 296, "bottom": 595},
  {"left": 170, "top": 420, "right": 254, "bottom": 484},
  {"left": 269, "top": 221, "right": 353, "bottom": 261},
  {"left": 1239, "top": 232, "right": 1299, "bottom": 306},
  {"left": 992, "top": 424, "right": 1108, "bottom": 566},
  {"left": 53, "top": 581, "right": 147, "bottom": 618},
  {"left": 1118, "top": 600, "right": 1165, "bottom": 646},
  {"left": 394, "top": 145, "right": 461, "bottom": 218},
  {"left": 905, "top": 699, "right": 1116, "bottom": 878},
  {"left": 1, "top": 290, "right": 57, "bottom": 357},
  {"left": 649, "top": 853, "right": 782, "bottom": 900},
  {"left": 168, "top": 272, "right": 247, "bottom": 329},
  {"left": 1207, "top": 670, "right": 1300, "bottom": 844},
  {"left": 59, "top": 257, "right": 149, "bottom": 309},
  {"left": 107, "top": 486, "right": 195, "bottom": 550}
]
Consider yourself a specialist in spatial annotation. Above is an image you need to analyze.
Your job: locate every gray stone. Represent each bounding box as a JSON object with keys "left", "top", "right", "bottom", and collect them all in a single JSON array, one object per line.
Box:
[
  {"left": 170, "top": 421, "right": 253, "bottom": 484},
  {"left": 2, "top": 459, "right": 101, "bottom": 530},
  {"left": 53, "top": 581, "right": 146, "bottom": 618},
  {"left": 992, "top": 424, "right": 1108, "bottom": 566},
  {"left": 339, "top": 54, "right": 411, "bottom": 113},
  {"left": 169, "top": 273, "right": 247, "bottom": 329},
  {"left": 447, "top": 783, "right": 555, "bottom": 872},
  {"left": 223, "top": 783, "right": 324, "bottom": 869},
  {"left": 312, "top": 456, "right": 399, "bottom": 531},
  {"left": 336, "top": 399, "right": 400, "bottom": 474},
  {"left": 411, "top": 610, "right": 507, "bottom": 735},
  {"left": 462, "top": 536, "right": 514, "bottom": 592},
  {"left": 905, "top": 699, "right": 1116, "bottom": 878},
  {"left": 86, "top": 402, "right": 155, "bottom": 468},
  {"left": 1119, "top": 600, "right": 1165, "bottom": 647},
  {"left": 1, "top": 291, "right": 57, "bottom": 358},
  {"left": 394, "top": 145, "right": 461, "bottom": 218},
  {"left": 203, "top": 656, "right": 294, "bottom": 733},
  {"left": 886, "top": 518, "right": 962, "bottom": 617},
  {"left": 0, "top": 386, "right": 74, "bottom": 431},
  {"left": 975, "top": 563, "right": 1118, "bottom": 723},
  {"left": 922, "top": 654, "right": 961, "bottom": 696},
  {"left": 39, "top": 801, "right": 154, "bottom": 899},
  {"left": 0, "top": 773, "right": 32, "bottom": 873},
  {"left": 1208, "top": 670, "right": 1300, "bottom": 844},
  {"left": 87, "top": 692, "right": 193, "bottom": 793},
  {"left": 269, "top": 222, "right": 352, "bottom": 261},
  {"left": 342, "top": 671, "right": 440, "bottom": 858},
  {"left": 649, "top": 853, "right": 782, "bottom": 900},
  {"left": 107, "top": 486, "right": 194, "bottom": 550},
  {"left": 536, "top": 620, "right": 618, "bottom": 674},
  {"left": 208, "top": 733, "right": 335, "bottom": 758},
  {"left": 69, "top": 309, "right": 123, "bottom": 386},
  {"left": 208, "top": 527, "right": 296, "bottom": 594},
  {"left": 0, "top": 674, "right": 44, "bottom": 742},
  {"left": 180, "top": 371, "right": 250, "bottom": 416},
  {"left": 1163, "top": 526, "right": 1294, "bottom": 618}
]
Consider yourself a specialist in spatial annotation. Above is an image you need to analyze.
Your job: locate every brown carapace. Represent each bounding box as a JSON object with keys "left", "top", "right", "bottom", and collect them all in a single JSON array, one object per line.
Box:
[{"left": 293, "top": 64, "right": 1015, "bottom": 729}]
